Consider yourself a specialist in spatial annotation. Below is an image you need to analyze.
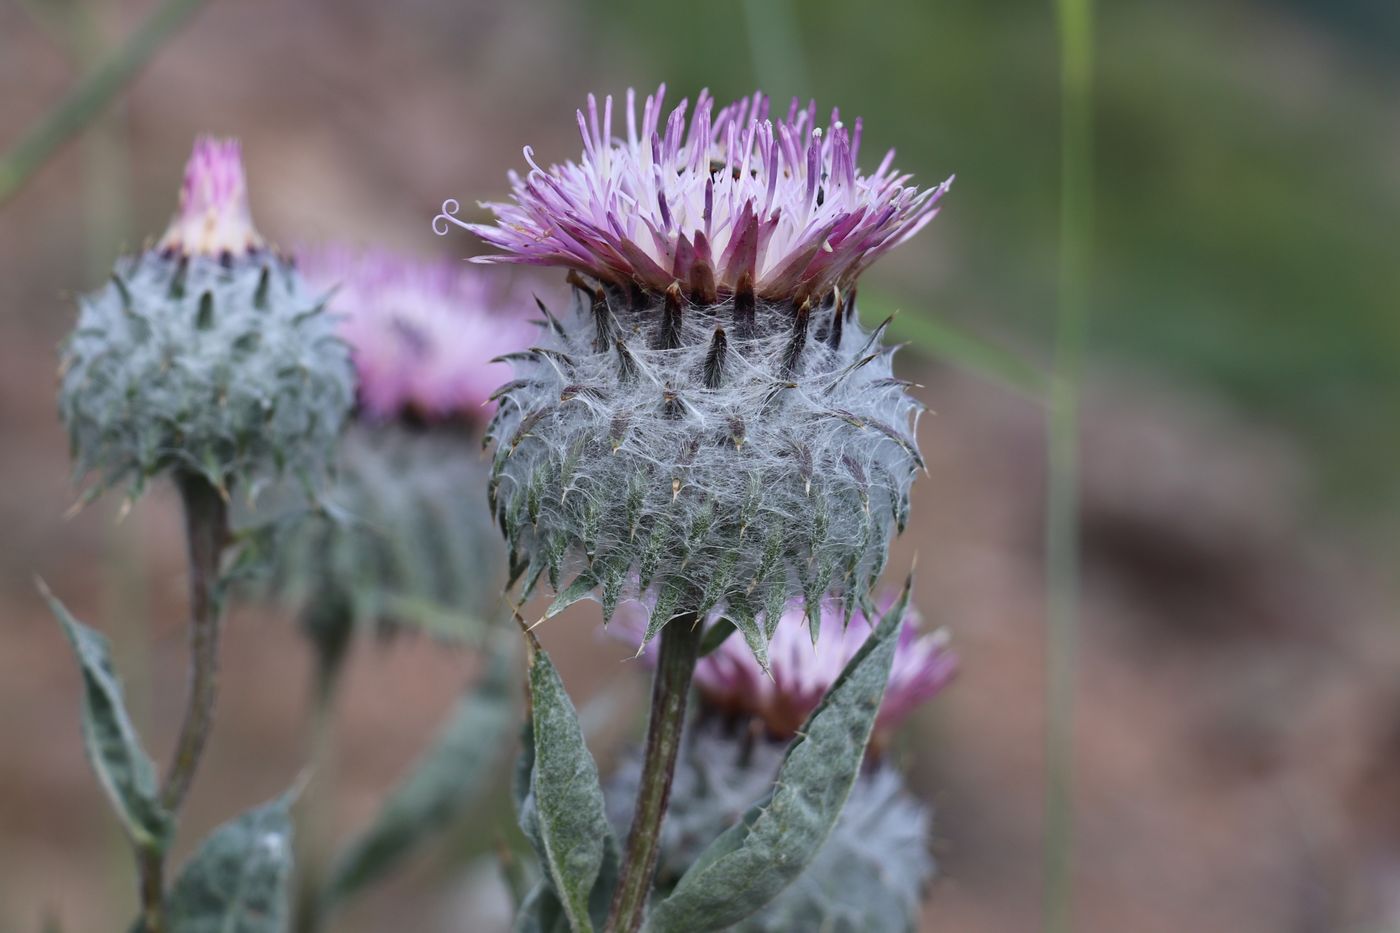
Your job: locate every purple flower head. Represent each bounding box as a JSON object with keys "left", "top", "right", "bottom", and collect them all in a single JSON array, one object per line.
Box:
[
  {"left": 299, "top": 247, "right": 537, "bottom": 424},
  {"left": 158, "top": 136, "right": 264, "bottom": 257},
  {"left": 438, "top": 86, "right": 952, "bottom": 303},
  {"left": 620, "top": 598, "right": 956, "bottom": 744}
]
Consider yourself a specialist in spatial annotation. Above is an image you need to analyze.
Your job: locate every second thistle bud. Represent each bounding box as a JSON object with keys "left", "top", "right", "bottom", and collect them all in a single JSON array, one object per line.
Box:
[{"left": 59, "top": 138, "right": 354, "bottom": 499}]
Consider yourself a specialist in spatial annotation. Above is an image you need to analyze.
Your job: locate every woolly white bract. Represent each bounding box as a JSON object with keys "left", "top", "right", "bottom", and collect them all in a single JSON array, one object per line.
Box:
[{"left": 488, "top": 281, "right": 924, "bottom": 668}]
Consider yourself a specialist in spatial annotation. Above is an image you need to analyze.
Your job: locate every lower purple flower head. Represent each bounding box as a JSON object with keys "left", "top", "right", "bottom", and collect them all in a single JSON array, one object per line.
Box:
[
  {"left": 299, "top": 248, "right": 537, "bottom": 424},
  {"left": 620, "top": 598, "right": 956, "bottom": 744}
]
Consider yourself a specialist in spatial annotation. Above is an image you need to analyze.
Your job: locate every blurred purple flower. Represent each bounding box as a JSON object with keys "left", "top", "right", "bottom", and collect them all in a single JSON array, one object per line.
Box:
[
  {"left": 299, "top": 248, "right": 537, "bottom": 423},
  {"left": 439, "top": 85, "right": 952, "bottom": 302},
  {"left": 158, "top": 136, "right": 264, "bottom": 256},
  {"left": 619, "top": 599, "right": 956, "bottom": 743}
]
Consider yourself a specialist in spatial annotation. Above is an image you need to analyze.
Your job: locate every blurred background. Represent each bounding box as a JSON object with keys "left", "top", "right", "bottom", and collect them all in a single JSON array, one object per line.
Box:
[{"left": 2, "top": 0, "right": 1399, "bottom": 930}]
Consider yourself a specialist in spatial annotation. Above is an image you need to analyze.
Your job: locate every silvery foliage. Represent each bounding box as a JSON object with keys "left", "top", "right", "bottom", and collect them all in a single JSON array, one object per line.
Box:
[
  {"left": 260, "top": 422, "right": 502, "bottom": 643},
  {"left": 59, "top": 249, "right": 354, "bottom": 497},
  {"left": 606, "top": 717, "right": 934, "bottom": 932},
  {"left": 488, "top": 278, "right": 923, "bottom": 666}
]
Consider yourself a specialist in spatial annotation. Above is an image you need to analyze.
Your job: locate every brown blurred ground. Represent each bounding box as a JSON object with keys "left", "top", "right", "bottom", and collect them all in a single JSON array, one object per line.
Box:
[{"left": 3, "top": 2, "right": 1400, "bottom": 932}]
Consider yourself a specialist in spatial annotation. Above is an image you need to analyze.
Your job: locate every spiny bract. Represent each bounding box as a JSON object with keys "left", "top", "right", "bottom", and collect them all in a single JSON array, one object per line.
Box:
[
  {"left": 59, "top": 252, "right": 353, "bottom": 498},
  {"left": 489, "top": 279, "right": 924, "bottom": 669},
  {"left": 58, "top": 138, "right": 353, "bottom": 498}
]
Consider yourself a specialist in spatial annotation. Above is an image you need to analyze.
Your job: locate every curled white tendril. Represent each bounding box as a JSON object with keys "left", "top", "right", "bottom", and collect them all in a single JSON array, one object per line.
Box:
[{"left": 432, "top": 199, "right": 471, "bottom": 236}]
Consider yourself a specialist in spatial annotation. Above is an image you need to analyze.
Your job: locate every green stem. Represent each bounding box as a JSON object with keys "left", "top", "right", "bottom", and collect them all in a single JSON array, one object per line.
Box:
[
  {"left": 0, "top": 0, "right": 207, "bottom": 206},
  {"left": 134, "top": 472, "right": 230, "bottom": 931},
  {"left": 136, "top": 845, "right": 165, "bottom": 933},
  {"left": 605, "top": 613, "right": 703, "bottom": 933},
  {"left": 160, "top": 472, "right": 230, "bottom": 812},
  {"left": 1045, "top": 0, "right": 1094, "bottom": 932}
]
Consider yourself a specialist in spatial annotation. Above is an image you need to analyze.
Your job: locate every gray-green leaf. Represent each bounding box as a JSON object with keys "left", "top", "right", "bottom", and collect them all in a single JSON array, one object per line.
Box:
[
  {"left": 527, "top": 643, "right": 614, "bottom": 933},
  {"left": 321, "top": 646, "right": 515, "bottom": 908},
  {"left": 165, "top": 792, "right": 295, "bottom": 932},
  {"left": 39, "top": 579, "right": 171, "bottom": 852},
  {"left": 645, "top": 581, "right": 912, "bottom": 933}
]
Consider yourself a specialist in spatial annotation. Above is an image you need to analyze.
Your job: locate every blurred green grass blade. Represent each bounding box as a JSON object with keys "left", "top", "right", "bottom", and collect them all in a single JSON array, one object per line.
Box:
[
  {"left": 869, "top": 297, "right": 1048, "bottom": 399},
  {"left": 0, "top": 0, "right": 207, "bottom": 207},
  {"left": 1046, "top": 0, "right": 1095, "bottom": 930}
]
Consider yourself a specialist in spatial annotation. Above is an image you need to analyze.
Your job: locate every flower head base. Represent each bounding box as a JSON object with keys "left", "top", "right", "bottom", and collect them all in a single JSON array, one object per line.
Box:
[
  {"left": 488, "top": 281, "right": 925, "bottom": 667},
  {"left": 299, "top": 248, "right": 536, "bottom": 424},
  {"left": 60, "top": 137, "right": 354, "bottom": 498},
  {"left": 442, "top": 86, "right": 951, "bottom": 304},
  {"left": 157, "top": 137, "right": 264, "bottom": 257}
]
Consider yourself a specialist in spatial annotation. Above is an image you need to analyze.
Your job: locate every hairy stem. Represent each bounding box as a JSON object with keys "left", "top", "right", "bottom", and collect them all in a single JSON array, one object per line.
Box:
[
  {"left": 136, "top": 846, "right": 164, "bottom": 933},
  {"left": 136, "top": 473, "right": 229, "bottom": 930},
  {"left": 605, "top": 613, "right": 703, "bottom": 933},
  {"left": 161, "top": 472, "right": 230, "bottom": 811}
]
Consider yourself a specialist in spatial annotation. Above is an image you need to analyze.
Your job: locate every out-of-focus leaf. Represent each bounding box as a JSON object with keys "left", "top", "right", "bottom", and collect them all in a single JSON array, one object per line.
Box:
[
  {"left": 39, "top": 579, "right": 171, "bottom": 852},
  {"left": 164, "top": 792, "right": 295, "bottom": 932},
  {"left": 645, "top": 580, "right": 912, "bottom": 933},
  {"left": 698, "top": 618, "right": 737, "bottom": 657},
  {"left": 513, "top": 881, "right": 569, "bottom": 933},
  {"left": 526, "top": 643, "right": 615, "bottom": 933},
  {"left": 321, "top": 647, "right": 515, "bottom": 907}
]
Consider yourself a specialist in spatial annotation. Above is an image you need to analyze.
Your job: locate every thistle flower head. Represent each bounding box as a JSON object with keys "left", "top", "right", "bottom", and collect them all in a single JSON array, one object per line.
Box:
[
  {"left": 443, "top": 85, "right": 951, "bottom": 303},
  {"left": 157, "top": 136, "right": 264, "bottom": 257},
  {"left": 298, "top": 248, "right": 536, "bottom": 423},
  {"left": 460, "top": 89, "right": 944, "bottom": 668},
  {"left": 60, "top": 137, "right": 354, "bottom": 498}
]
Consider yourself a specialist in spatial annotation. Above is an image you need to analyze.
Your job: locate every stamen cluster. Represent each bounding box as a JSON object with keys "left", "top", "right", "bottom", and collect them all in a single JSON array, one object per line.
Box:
[{"left": 446, "top": 86, "right": 951, "bottom": 303}]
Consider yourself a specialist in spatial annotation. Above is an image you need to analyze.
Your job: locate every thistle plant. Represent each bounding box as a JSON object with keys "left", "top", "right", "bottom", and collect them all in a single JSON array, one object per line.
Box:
[
  {"left": 266, "top": 247, "right": 535, "bottom": 690},
  {"left": 439, "top": 86, "right": 952, "bottom": 932},
  {"left": 48, "top": 137, "right": 353, "bottom": 932},
  {"left": 607, "top": 600, "right": 956, "bottom": 931}
]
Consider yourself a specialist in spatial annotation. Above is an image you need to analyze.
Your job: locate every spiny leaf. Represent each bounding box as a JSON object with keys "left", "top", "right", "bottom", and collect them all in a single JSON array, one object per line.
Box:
[
  {"left": 646, "top": 581, "right": 913, "bottom": 932},
  {"left": 525, "top": 647, "right": 614, "bottom": 933},
  {"left": 39, "top": 580, "right": 170, "bottom": 851}
]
